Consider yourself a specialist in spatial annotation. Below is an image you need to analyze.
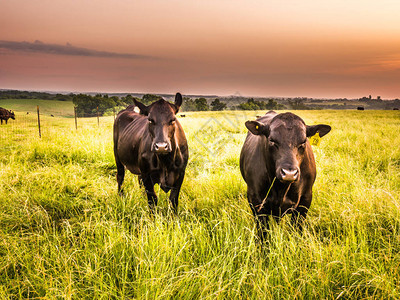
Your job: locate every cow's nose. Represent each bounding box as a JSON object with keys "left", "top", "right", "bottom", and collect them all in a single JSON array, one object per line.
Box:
[
  {"left": 280, "top": 168, "right": 299, "bottom": 182},
  {"left": 154, "top": 142, "right": 170, "bottom": 153}
]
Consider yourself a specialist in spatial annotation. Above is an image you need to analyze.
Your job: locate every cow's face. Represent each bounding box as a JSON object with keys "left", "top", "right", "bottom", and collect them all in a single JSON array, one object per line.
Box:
[
  {"left": 245, "top": 113, "right": 331, "bottom": 183},
  {"left": 10, "top": 111, "right": 15, "bottom": 120},
  {"left": 134, "top": 93, "right": 182, "bottom": 155}
]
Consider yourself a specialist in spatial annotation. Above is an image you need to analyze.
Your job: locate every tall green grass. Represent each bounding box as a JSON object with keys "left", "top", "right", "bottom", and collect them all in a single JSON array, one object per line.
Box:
[{"left": 0, "top": 109, "right": 399, "bottom": 299}]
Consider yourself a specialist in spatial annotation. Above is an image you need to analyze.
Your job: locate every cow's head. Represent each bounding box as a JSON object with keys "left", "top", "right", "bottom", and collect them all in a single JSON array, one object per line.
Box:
[
  {"left": 134, "top": 93, "right": 182, "bottom": 155},
  {"left": 9, "top": 111, "right": 15, "bottom": 120},
  {"left": 245, "top": 113, "right": 331, "bottom": 183}
]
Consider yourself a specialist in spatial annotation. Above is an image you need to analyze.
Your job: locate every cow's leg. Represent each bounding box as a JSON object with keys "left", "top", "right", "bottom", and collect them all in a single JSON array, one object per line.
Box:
[
  {"left": 255, "top": 212, "right": 271, "bottom": 242},
  {"left": 115, "top": 157, "right": 125, "bottom": 195},
  {"left": 142, "top": 175, "right": 157, "bottom": 212},
  {"left": 291, "top": 194, "right": 312, "bottom": 232},
  {"left": 169, "top": 174, "right": 184, "bottom": 214},
  {"left": 248, "top": 191, "right": 271, "bottom": 242},
  {"left": 290, "top": 207, "right": 308, "bottom": 232},
  {"left": 1, "top": 119, "right": 3, "bottom": 125},
  {"left": 270, "top": 206, "right": 282, "bottom": 225}
]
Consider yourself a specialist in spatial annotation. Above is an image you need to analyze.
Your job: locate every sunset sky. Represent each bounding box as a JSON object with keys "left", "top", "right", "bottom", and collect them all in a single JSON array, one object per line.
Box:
[{"left": 1, "top": 0, "right": 400, "bottom": 98}]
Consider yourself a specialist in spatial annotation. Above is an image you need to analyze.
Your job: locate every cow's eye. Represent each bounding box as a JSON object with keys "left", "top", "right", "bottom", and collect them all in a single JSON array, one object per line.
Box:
[
  {"left": 148, "top": 119, "right": 155, "bottom": 124},
  {"left": 298, "top": 141, "right": 306, "bottom": 150},
  {"left": 269, "top": 140, "right": 278, "bottom": 148}
]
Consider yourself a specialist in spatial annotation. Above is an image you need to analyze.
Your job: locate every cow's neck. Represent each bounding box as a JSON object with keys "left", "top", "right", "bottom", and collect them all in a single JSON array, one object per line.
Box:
[
  {"left": 155, "top": 138, "right": 178, "bottom": 169},
  {"left": 272, "top": 180, "right": 292, "bottom": 199}
]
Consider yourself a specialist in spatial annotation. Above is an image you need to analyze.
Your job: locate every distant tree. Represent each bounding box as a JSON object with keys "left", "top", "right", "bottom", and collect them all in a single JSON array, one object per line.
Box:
[
  {"left": 55, "top": 93, "right": 67, "bottom": 101},
  {"left": 73, "top": 93, "right": 123, "bottom": 116},
  {"left": 237, "top": 98, "right": 285, "bottom": 110},
  {"left": 238, "top": 98, "right": 266, "bottom": 110},
  {"left": 194, "top": 98, "right": 209, "bottom": 111},
  {"left": 123, "top": 94, "right": 134, "bottom": 103},
  {"left": 181, "top": 97, "right": 197, "bottom": 111},
  {"left": 210, "top": 98, "right": 227, "bottom": 111},
  {"left": 120, "top": 94, "right": 139, "bottom": 106},
  {"left": 265, "top": 99, "right": 278, "bottom": 110},
  {"left": 142, "top": 94, "right": 163, "bottom": 105},
  {"left": 288, "top": 98, "right": 308, "bottom": 110},
  {"left": 359, "top": 96, "right": 370, "bottom": 102}
]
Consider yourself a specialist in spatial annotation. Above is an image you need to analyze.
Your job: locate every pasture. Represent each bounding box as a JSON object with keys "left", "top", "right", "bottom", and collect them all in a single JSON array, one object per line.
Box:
[
  {"left": 0, "top": 99, "right": 75, "bottom": 117},
  {"left": 0, "top": 105, "right": 400, "bottom": 299}
]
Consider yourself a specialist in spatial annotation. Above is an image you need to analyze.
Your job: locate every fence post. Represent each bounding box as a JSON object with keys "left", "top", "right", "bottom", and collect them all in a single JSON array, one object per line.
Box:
[
  {"left": 37, "top": 105, "right": 41, "bottom": 138},
  {"left": 74, "top": 106, "right": 78, "bottom": 130},
  {"left": 97, "top": 106, "right": 99, "bottom": 127}
]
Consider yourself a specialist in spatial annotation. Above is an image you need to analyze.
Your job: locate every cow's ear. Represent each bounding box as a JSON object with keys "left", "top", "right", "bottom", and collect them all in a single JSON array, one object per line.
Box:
[
  {"left": 134, "top": 99, "right": 149, "bottom": 116},
  {"left": 245, "top": 121, "right": 269, "bottom": 136},
  {"left": 306, "top": 124, "right": 331, "bottom": 138},
  {"left": 173, "top": 92, "right": 182, "bottom": 113}
]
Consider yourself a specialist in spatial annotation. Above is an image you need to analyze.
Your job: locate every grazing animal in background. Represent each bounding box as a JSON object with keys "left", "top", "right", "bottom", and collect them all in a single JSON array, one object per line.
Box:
[
  {"left": 113, "top": 93, "right": 189, "bottom": 213},
  {"left": 0, "top": 107, "right": 15, "bottom": 125},
  {"left": 240, "top": 111, "right": 331, "bottom": 239},
  {"left": 357, "top": 106, "right": 365, "bottom": 111}
]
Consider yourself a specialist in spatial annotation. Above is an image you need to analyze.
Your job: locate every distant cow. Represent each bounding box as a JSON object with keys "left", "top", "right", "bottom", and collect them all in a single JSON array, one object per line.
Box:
[
  {"left": 113, "top": 93, "right": 189, "bottom": 213},
  {"left": 0, "top": 107, "right": 15, "bottom": 125},
  {"left": 393, "top": 108, "right": 399, "bottom": 110},
  {"left": 240, "top": 111, "right": 331, "bottom": 239},
  {"left": 357, "top": 107, "right": 364, "bottom": 111}
]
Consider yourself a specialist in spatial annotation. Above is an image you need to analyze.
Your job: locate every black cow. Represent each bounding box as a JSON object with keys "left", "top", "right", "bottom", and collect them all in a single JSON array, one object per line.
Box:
[
  {"left": 240, "top": 111, "right": 331, "bottom": 239},
  {"left": 0, "top": 108, "right": 15, "bottom": 125},
  {"left": 113, "top": 93, "right": 189, "bottom": 213}
]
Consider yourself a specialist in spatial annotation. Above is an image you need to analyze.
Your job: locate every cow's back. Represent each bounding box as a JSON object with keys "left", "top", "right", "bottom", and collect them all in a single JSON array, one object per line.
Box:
[{"left": 256, "top": 110, "right": 278, "bottom": 125}]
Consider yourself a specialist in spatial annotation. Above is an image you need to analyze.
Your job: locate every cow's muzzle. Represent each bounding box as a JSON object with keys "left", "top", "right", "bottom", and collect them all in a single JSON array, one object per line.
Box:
[
  {"left": 153, "top": 142, "right": 171, "bottom": 154},
  {"left": 279, "top": 167, "right": 299, "bottom": 183}
]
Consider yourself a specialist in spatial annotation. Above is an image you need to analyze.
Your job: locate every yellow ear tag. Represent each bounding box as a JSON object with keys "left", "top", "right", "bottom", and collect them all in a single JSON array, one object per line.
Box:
[
  {"left": 309, "top": 132, "right": 321, "bottom": 146},
  {"left": 256, "top": 125, "right": 259, "bottom": 130}
]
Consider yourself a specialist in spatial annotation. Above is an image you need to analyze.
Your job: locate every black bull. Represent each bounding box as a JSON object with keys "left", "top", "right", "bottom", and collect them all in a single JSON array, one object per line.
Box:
[
  {"left": 0, "top": 107, "right": 15, "bottom": 125},
  {"left": 113, "top": 93, "right": 189, "bottom": 212},
  {"left": 240, "top": 111, "right": 331, "bottom": 238}
]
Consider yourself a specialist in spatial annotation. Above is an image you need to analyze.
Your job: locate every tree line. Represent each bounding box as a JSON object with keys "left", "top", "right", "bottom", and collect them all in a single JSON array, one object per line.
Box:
[
  {"left": 6, "top": 89, "right": 398, "bottom": 113},
  {"left": 72, "top": 94, "right": 132, "bottom": 116},
  {"left": 0, "top": 90, "right": 73, "bottom": 101},
  {"left": 0, "top": 90, "right": 315, "bottom": 113},
  {"left": 0, "top": 90, "right": 296, "bottom": 115}
]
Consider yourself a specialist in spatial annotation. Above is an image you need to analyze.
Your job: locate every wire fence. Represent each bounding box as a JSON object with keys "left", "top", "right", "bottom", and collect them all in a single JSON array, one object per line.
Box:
[
  {"left": 1, "top": 102, "right": 261, "bottom": 166},
  {"left": 0, "top": 106, "right": 116, "bottom": 140}
]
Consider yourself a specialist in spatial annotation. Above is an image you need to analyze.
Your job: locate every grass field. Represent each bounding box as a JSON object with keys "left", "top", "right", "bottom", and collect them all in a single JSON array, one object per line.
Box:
[
  {"left": 1, "top": 104, "right": 400, "bottom": 299},
  {"left": 0, "top": 99, "right": 75, "bottom": 117}
]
